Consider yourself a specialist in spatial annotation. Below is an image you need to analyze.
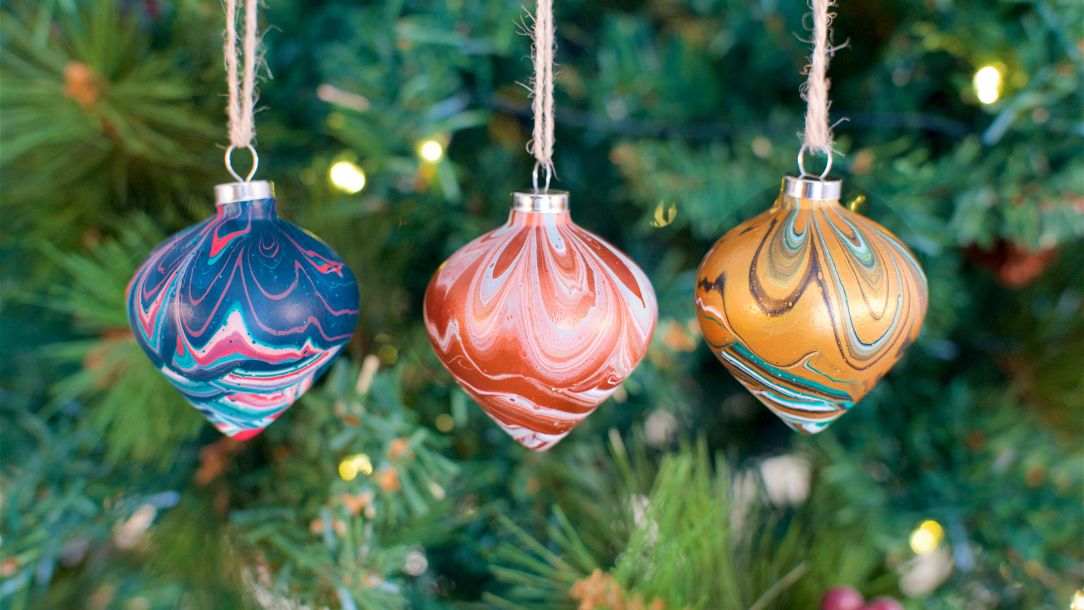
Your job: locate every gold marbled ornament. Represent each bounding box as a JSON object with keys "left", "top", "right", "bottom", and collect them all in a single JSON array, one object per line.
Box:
[{"left": 694, "top": 177, "right": 927, "bottom": 433}]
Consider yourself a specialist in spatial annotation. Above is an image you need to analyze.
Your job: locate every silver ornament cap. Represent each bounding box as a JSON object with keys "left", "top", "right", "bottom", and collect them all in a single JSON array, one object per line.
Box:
[
  {"left": 511, "top": 190, "right": 570, "bottom": 213},
  {"left": 215, "top": 180, "right": 275, "bottom": 205},
  {"left": 782, "top": 176, "right": 841, "bottom": 201}
]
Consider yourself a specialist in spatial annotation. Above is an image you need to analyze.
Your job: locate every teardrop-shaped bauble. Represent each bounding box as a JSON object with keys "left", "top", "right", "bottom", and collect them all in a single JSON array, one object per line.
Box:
[
  {"left": 126, "top": 181, "right": 360, "bottom": 440},
  {"left": 424, "top": 191, "right": 657, "bottom": 451},
  {"left": 694, "top": 177, "right": 927, "bottom": 433}
]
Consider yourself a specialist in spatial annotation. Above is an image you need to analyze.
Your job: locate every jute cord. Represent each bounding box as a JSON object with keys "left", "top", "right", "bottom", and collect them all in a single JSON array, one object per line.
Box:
[
  {"left": 526, "top": 0, "right": 556, "bottom": 191},
  {"left": 800, "top": 0, "right": 848, "bottom": 175},
  {"left": 224, "top": 0, "right": 261, "bottom": 181}
]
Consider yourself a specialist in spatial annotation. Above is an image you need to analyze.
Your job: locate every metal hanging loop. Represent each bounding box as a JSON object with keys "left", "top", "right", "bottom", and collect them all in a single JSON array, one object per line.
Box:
[
  {"left": 797, "top": 144, "right": 833, "bottom": 180},
  {"left": 224, "top": 144, "right": 259, "bottom": 183},
  {"left": 531, "top": 161, "right": 553, "bottom": 193}
]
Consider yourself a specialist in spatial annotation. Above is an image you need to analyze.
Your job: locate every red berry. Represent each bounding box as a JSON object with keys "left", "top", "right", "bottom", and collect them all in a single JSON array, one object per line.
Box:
[
  {"left": 863, "top": 597, "right": 904, "bottom": 610},
  {"left": 820, "top": 586, "right": 865, "bottom": 610}
]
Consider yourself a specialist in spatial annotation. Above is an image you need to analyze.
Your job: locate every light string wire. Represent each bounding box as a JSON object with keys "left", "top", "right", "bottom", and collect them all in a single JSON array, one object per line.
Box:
[
  {"left": 528, "top": 0, "right": 556, "bottom": 192},
  {"left": 224, "top": 0, "right": 261, "bottom": 182},
  {"left": 799, "top": 0, "right": 845, "bottom": 178}
]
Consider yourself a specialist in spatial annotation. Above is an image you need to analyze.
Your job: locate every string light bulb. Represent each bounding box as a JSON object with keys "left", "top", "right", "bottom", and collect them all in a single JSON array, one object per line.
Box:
[
  {"left": 329, "top": 160, "right": 366, "bottom": 194},
  {"left": 972, "top": 65, "right": 1004, "bottom": 105},
  {"left": 909, "top": 519, "right": 945, "bottom": 555},
  {"left": 418, "top": 139, "right": 445, "bottom": 163},
  {"left": 337, "top": 453, "right": 374, "bottom": 481},
  {"left": 1072, "top": 590, "right": 1084, "bottom": 610},
  {"left": 435, "top": 413, "right": 454, "bottom": 432}
]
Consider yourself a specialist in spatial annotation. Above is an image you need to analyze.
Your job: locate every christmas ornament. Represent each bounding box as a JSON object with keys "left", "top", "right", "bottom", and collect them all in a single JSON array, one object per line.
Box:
[
  {"left": 820, "top": 586, "right": 865, "bottom": 610},
  {"left": 125, "top": 0, "right": 359, "bottom": 439},
  {"left": 694, "top": 177, "right": 927, "bottom": 432},
  {"left": 424, "top": 191, "right": 656, "bottom": 451},
  {"left": 693, "top": 0, "right": 927, "bottom": 433},
  {"left": 423, "top": 0, "right": 655, "bottom": 451},
  {"left": 820, "top": 587, "right": 905, "bottom": 610},
  {"left": 127, "top": 181, "right": 359, "bottom": 439}
]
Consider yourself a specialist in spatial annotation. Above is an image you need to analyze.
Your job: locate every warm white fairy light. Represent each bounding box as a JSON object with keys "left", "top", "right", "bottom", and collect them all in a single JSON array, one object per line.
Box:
[
  {"left": 909, "top": 519, "right": 945, "bottom": 555},
  {"left": 435, "top": 413, "right": 454, "bottom": 432},
  {"left": 1071, "top": 590, "right": 1084, "bottom": 610},
  {"left": 418, "top": 139, "right": 445, "bottom": 163},
  {"left": 329, "top": 160, "right": 366, "bottom": 194},
  {"left": 338, "top": 453, "right": 373, "bottom": 481},
  {"left": 973, "top": 65, "right": 1004, "bottom": 105}
]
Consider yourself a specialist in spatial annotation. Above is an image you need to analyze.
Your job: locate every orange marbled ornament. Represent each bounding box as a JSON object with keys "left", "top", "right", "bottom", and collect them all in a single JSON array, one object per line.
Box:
[
  {"left": 424, "top": 191, "right": 657, "bottom": 451},
  {"left": 694, "top": 177, "right": 927, "bottom": 433}
]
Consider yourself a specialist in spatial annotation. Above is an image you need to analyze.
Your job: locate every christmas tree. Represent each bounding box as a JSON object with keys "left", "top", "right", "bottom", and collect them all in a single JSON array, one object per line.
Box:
[{"left": 1, "top": 1, "right": 1081, "bottom": 608}]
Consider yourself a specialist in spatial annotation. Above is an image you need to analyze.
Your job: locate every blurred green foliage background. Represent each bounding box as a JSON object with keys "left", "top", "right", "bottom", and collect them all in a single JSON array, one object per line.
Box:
[{"left": 1, "top": 0, "right": 1081, "bottom": 608}]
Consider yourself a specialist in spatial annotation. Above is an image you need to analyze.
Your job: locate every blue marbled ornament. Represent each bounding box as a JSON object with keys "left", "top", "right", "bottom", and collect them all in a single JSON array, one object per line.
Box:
[{"left": 126, "top": 186, "right": 359, "bottom": 439}]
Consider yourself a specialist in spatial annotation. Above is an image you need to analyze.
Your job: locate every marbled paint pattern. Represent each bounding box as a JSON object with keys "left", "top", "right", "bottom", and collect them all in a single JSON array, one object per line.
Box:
[
  {"left": 127, "top": 196, "right": 359, "bottom": 439},
  {"left": 695, "top": 188, "right": 927, "bottom": 433},
  {"left": 424, "top": 208, "right": 657, "bottom": 451}
]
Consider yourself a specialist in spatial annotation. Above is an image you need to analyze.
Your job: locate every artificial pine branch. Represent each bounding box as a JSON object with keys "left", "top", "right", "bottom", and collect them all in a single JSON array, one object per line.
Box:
[
  {"left": 488, "top": 438, "right": 884, "bottom": 609},
  {"left": 0, "top": 1, "right": 219, "bottom": 253}
]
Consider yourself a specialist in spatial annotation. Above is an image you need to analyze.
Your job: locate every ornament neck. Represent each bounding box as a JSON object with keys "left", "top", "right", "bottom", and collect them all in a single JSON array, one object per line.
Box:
[
  {"left": 216, "top": 197, "right": 277, "bottom": 219},
  {"left": 507, "top": 191, "right": 570, "bottom": 226},
  {"left": 507, "top": 208, "right": 571, "bottom": 227},
  {"left": 214, "top": 180, "right": 277, "bottom": 218},
  {"left": 214, "top": 180, "right": 277, "bottom": 219}
]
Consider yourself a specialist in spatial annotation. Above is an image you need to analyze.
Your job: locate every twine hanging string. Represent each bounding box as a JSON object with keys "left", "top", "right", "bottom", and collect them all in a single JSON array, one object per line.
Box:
[
  {"left": 528, "top": 0, "right": 556, "bottom": 192},
  {"left": 798, "top": 0, "right": 843, "bottom": 179},
  {"left": 224, "top": 0, "right": 261, "bottom": 182}
]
